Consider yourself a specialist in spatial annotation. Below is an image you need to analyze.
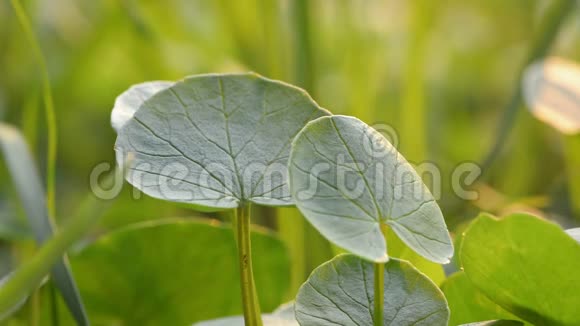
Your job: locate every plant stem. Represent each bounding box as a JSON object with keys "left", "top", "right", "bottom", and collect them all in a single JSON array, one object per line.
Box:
[
  {"left": 49, "top": 282, "right": 59, "bottom": 325},
  {"left": 276, "top": 208, "right": 305, "bottom": 297},
  {"left": 28, "top": 290, "right": 39, "bottom": 326},
  {"left": 400, "top": 0, "right": 433, "bottom": 164},
  {"left": 480, "top": 0, "right": 575, "bottom": 176},
  {"left": 373, "top": 262, "right": 384, "bottom": 326},
  {"left": 292, "top": 0, "right": 314, "bottom": 92},
  {"left": 10, "top": 0, "right": 58, "bottom": 219},
  {"left": 235, "top": 204, "right": 263, "bottom": 326},
  {"left": 374, "top": 223, "right": 389, "bottom": 326},
  {"left": 10, "top": 4, "right": 62, "bottom": 321}
]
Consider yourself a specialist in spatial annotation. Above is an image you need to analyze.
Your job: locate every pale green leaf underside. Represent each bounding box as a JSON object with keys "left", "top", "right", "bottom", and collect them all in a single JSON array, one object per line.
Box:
[
  {"left": 111, "top": 81, "right": 173, "bottom": 132},
  {"left": 0, "top": 123, "right": 87, "bottom": 324},
  {"left": 289, "top": 115, "right": 452, "bottom": 263},
  {"left": 461, "top": 213, "right": 580, "bottom": 325},
  {"left": 115, "top": 73, "right": 328, "bottom": 209},
  {"left": 295, "top": 254, "right": 449, "bottom": 326}
]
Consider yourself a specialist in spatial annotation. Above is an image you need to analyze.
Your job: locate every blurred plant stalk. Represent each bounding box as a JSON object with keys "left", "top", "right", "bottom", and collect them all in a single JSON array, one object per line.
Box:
[{"left": 481, "top": 0, "right": 576, "bottom": 175}]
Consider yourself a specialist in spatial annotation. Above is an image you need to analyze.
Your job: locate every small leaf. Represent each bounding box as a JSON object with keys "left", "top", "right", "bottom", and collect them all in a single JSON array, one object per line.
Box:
[
  {"left": 295, "top": 254, "right": 449, "bottom": 326},
  {"left": 461, "top": 213, "right": 580, "bottom": 325},
  {"left": 441, "top": 272, "right": 518, "bottom": 325},
  {"left": 68, "top": 218, "right": 290, "bottom": 324},
  {"left": 111, "top": 81, "right": 173, "bottom": 132},
  {"left": 289, "top": 115, "right": 452, "bottom": 263},
  {"left": 522, "top": 57, "right": 580, "bottom": 134},
  {"left": 115, "top": 73, "right": 329, "bottom": 210},
  {"left": 0, "top": 123, "right": 88, "bottom": 324}
]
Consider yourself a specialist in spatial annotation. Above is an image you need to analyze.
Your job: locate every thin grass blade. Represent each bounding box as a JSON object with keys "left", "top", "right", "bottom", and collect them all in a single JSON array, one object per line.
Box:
[{"left": 0, "top": 123, "right": 88, "bottom": 324}]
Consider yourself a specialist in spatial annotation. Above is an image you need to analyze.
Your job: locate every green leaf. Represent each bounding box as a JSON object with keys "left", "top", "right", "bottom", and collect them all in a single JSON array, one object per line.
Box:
[
  {"left": 294, "top": 254, "right": 449, "bottom": 325},
  {"left": 68, "top": 218, "right": 290, "bottom": 324},
  {"left": 0, "top": 123, "right": 88, "bottom": 324},
  {"left": 0, "top": 123, "right": 52, "bottom": 244},
  {"left": 461, "top": 213, "right": 580, "bottom": 325},
  {"left": 460, "top": 321, "right": 523, "bottom": 326},
  {"left": 111, "top": 80, "right": 173, "bottom": 132},
  {"left": 114, "top": 73, "right": 329, "bottom": 210},
  {"left": 441, "top": 272, "right": 518, "bottom": 325},
  {"left": 288, "top": 115, "right": 452, "bottom": 263},
  {"left": 194, "top": 303, "right": 298, "bottom": 326}
]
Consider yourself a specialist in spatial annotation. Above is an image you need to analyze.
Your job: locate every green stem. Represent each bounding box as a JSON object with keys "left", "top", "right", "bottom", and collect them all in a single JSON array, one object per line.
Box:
[
  {"left": 292, "top": 0, "right": 314, "bottom": 92},
  {"left": 10, "top": 0, "right": 58, "bottom": 219},
  {"left": 373, "top": 262, "right": 384, "bottom": 326},
  {"left": 27, "top": 290, "right": 39, "bottom": 326},
  {"left": 9, "top": 8, "right": 60, "bottom": 319},
  {"left": 276, "top": 207, "right": 305, "bottom": 297},
  {"left": 481, "top": 0, "right": 575, "bottom": 175},
  {"left": 235, "top": 204, "right": 263, "bottom": 326},
  {"left": 374, "top": 223, "right": 389, "bottom": 326},
  {"left": 49, "top": 282, "right": 59, "bottom": 325},
  {"left": 400, "top": 0, "right": 433, "bottom": 163}
]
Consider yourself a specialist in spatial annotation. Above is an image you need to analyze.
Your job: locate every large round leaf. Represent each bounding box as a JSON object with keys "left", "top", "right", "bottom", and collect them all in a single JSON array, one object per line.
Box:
[
  {"left": 111, "top": 81, "right": 173, "bottom": 132},
  {"left": 115, "top": 73, "right": 329, "bottom": 210},
  {"left": 441, "top": 272, "right": 518, "bottom": 326},
  {"left": 295, "top": 254, "right": 449, "bottom": 326},
  {"left": 289, "top": 115, "right": 452, "bottom": 263},
  {"left": 461, "top": 213, "right": 580, "bottom": 325},
  {"left": 68, "top": 218, "right": 290, "bottom": 325}
]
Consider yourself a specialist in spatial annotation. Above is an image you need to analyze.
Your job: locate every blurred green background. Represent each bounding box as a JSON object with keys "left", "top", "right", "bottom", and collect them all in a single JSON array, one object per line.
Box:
[{"left": 0, "top": 0, "right": 579, "bottom": 324}]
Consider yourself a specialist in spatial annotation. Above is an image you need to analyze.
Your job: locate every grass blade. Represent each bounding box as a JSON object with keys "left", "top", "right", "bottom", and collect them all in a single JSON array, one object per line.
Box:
[
  {"left": 0, "top": 180, "right": 116, "bottom": 322},
  {"left": 0, "top": 123, "right": 88, "bottom": 325}
]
